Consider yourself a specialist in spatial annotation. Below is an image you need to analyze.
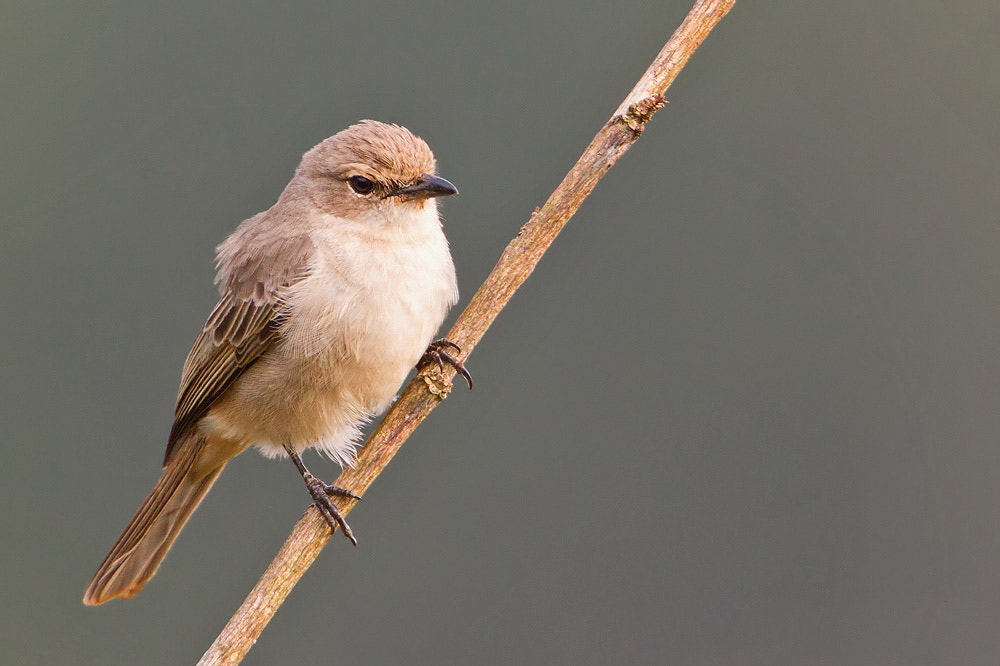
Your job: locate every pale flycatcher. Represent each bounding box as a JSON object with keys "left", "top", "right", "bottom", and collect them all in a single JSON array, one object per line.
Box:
[{"left": 84, "top": 120, "right": 468, "bottom": 605}]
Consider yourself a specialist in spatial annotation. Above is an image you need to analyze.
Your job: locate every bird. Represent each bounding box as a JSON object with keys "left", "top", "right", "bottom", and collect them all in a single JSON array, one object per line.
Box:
[{"left": 83, "top": 120, "right": 469, "bottom": 605}]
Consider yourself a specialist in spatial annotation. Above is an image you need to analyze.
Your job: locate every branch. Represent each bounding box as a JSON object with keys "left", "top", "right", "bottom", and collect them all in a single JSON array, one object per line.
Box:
[{"left": 197, "top": 1, "right": 735, "bottom": 663}]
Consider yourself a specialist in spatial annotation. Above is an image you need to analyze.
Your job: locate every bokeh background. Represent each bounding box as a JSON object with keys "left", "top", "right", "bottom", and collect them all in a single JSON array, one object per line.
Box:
[{"left": 3, "top": 1, "right": 1000, "bottom": 663}]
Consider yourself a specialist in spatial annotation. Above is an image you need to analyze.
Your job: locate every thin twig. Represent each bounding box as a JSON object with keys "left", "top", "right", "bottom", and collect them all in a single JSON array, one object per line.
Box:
[{"left": 197, "top": 1, "right": 735, "bottom": 663}]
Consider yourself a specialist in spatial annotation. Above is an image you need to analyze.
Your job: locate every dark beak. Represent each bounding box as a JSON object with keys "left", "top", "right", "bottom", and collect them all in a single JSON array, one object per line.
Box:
[{"left": 389, "top": 173, "right": 458, "bottom": 202}]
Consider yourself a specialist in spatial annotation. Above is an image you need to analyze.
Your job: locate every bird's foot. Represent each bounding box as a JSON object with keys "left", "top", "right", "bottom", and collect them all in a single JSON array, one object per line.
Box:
[
  {"left": 284, "top": 444, "right": 360, "bottom": 546},
  {"left": 420, "top": 338, "right": 473, "bottom": 389},
  {"left": 303, "top": 472, "right": 358, "bottom": 546}
]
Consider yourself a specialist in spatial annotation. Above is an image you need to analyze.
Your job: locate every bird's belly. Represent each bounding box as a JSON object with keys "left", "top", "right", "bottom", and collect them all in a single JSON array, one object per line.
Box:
[{"left": 203, "top": 296, "right": 440, "bottom": 464}]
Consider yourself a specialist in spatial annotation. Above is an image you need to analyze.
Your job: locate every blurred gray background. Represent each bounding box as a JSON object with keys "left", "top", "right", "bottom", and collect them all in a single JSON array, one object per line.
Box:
[{"left": 3, "top": 1, "right": 999, "bottom": 664}]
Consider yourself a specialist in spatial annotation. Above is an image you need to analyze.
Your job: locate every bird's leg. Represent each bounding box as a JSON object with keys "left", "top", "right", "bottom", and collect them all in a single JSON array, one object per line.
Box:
[
  {"left": 283, "top": 444, "right": 360, "bottom": 546},
  {"left": 420, "top": 338, "right": 473, "bottom": 389}
]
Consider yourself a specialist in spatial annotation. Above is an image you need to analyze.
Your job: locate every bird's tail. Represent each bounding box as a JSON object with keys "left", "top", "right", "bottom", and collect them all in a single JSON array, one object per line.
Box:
[{"left": 83, "top": 435, "right": 225, "bottom": 605}]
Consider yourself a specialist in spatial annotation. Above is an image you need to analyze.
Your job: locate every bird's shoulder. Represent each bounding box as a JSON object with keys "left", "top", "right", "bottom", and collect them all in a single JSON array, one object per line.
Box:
[{"left": 214, "top": 208, "right": 318, "bottom": 301}]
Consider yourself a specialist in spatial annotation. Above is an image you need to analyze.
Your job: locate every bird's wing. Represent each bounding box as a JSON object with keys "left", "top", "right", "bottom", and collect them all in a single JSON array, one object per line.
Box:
[{"left": 163, "top": 230, "right": 315, "bottom": 466}]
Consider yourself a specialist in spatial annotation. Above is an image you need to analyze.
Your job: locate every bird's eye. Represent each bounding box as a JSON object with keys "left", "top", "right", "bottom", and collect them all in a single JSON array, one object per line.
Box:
[{"left": 348, "top": 175, "right": 375, "bottom": 195}]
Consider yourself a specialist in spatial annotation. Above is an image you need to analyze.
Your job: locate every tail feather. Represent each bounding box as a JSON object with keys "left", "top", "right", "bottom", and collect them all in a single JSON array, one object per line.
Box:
[{"left": 83, "top": 437, "right": 224, "bottom": 605}]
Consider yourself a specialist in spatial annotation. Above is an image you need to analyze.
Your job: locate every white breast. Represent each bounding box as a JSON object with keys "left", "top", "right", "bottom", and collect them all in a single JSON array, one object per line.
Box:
[{"left": 234, "top": 203, "right": 459, "bottom": 463}]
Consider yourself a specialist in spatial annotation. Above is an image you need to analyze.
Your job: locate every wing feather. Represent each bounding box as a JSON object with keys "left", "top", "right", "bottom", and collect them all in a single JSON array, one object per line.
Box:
[{"left": 163, "top": 229, "right": 314, "bottom": 465}]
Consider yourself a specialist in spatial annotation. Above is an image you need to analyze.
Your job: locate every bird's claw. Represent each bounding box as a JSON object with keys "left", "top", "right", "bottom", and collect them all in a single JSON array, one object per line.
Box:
[
  {"left": 420, "top": 338, "right": 473, "bottom": 389},
  {"left": 304, "top": 474, "right": 358, "bottom": 546}
]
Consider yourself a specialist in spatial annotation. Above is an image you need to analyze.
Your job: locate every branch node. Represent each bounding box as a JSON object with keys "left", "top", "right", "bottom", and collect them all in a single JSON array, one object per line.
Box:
[
  {"left": 421, "top": 367, "right": 452, "bottom": 397},
  {"left": 621, "top": 94, "right": 667, "bottom": 133},
  {"left": 517, "top": 207, "right": 541, "bottom": 238}
]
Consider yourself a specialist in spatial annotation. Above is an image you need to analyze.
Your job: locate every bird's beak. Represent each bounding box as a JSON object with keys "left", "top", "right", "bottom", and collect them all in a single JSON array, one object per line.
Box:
[{"left": 389, "top": 174, "right": 458, "bottom": 202}]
